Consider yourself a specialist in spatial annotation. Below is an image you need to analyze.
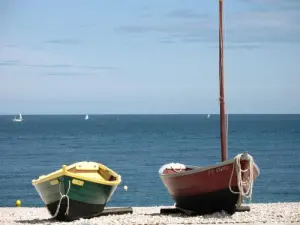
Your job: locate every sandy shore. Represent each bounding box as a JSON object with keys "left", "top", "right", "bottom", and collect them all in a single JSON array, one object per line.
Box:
[{"left": 0, "top": 203, "right": 300, "bottom": 225}]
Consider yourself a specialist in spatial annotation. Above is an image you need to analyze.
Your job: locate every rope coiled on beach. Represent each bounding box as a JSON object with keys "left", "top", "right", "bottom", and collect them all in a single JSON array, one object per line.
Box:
[
  {"left": 228, "top": 153, "right": 255, "bottom": 204},
  {"left": 51, "top": 180, "right": 71, "bottom": 219}
]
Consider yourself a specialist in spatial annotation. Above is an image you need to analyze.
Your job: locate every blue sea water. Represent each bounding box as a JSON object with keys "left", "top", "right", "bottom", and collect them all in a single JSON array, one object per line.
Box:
[{"left": 0, "top": 114, "right": 299, "bottom": 207}]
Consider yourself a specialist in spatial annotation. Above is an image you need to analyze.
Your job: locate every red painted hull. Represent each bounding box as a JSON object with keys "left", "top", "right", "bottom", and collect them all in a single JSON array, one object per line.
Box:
[{"left": 159, "top": 153, "right": 259, "bottom": 214}]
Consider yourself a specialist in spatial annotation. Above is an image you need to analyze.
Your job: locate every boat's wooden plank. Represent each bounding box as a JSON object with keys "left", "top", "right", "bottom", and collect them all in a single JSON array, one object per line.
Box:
[
  {"left": 160, "top": 208, "right": 182, "bottom": 215},
  {"left": 236, "top": 205, "right": 250, "bottom": 212},
  {"left": 160, "top": 207, "right": 196, "bottom": 216},
  {"left": 176, "top": 206, "right": 197, "bottom": 216},
  {"left": 160, "top": 205, "right": 251, "bottom": 215},
  {"left": 97, "top": 207, "right": 133, "bottom": 216}
]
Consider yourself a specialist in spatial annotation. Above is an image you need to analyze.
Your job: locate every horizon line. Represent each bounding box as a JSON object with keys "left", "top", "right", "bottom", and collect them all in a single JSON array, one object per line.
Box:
[{"left": 1, "top": 113, "right": 300, "bottom": 116}]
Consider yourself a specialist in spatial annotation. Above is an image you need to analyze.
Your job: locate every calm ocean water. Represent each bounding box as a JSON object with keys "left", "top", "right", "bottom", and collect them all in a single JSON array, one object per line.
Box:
[{"left": 0, "top": 114, "right": 299, "bottom": 207}]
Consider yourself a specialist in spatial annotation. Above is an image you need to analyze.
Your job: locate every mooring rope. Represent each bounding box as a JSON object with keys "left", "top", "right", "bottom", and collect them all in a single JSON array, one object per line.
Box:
[
  {"left": 51, "top": 180, "right": 71, "bottom": 219},
  {"left": 158, "top": 163, "right": 186, "bottom": 174},
  {"left": 172, "top": 163, "right": 186, "bottom": 173},
  {"left": 228, "top": 153, "right": 255, "bottom": 204}
]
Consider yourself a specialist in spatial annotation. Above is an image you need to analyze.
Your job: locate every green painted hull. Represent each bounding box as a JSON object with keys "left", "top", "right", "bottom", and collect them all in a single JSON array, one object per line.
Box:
[{"left": 34, "top": 175, "right": 118, "bottom": 221}]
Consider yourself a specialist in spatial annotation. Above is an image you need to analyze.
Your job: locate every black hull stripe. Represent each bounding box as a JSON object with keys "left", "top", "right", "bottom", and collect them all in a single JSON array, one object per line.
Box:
[
  {"left": 47, "top": 198, "right": 105, "bottom": 221},
  {"left": 173, "top": 187, "right": 240, "bottom": 215}
]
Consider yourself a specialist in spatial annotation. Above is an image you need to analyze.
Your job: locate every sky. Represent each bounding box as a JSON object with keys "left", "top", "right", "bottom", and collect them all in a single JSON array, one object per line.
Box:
[{"left": 0, "top": 0, "right": 299, "bottom": 114}]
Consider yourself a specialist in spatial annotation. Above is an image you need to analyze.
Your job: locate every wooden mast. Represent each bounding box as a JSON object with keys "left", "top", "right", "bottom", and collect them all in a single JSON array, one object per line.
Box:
[{"left": 219, "top": 0, "right": 227, "bottom": 162}]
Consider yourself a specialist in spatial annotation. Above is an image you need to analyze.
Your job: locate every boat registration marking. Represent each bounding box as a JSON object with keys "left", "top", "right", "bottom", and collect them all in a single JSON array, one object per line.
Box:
[
  {"left": 208, "top": 165, "right": 230, "bottom": 175},
  {"left": 50, "top": 179, "right": 59, "bottom": 185},
  {"left": 72, "top": 179, "right": 84, "bottom": 186}
]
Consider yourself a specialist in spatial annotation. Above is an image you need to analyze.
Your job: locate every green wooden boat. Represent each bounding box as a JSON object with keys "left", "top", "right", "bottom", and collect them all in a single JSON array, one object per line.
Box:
[{"left": 32, "top": 161, "right": 121, "bottom": 221}]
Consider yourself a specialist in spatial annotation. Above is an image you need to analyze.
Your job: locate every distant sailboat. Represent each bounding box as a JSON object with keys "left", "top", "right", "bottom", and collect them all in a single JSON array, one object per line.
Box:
[
  {"left": 12, "top": 113, "right": 23, "bottom": 122},
  {"left": 207, "top": 113, "right": 211, "bottom": 119},
  {"left": 85, "top": 114, "right": 89, "bottom": 120}
]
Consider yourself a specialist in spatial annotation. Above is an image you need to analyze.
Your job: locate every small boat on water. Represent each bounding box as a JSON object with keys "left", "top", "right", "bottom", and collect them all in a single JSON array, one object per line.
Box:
[
  {"left": 12, "top": 113, "right": 23, "bottom": 122},
  {"left": 158, "top": 0, "right": 260, "bottom": 215},
  {"left": 85, "top": 114, "right": 89, "bottom": 120},
  {"left": 32, "top": 161, "right": 121, "bottom": 221}
]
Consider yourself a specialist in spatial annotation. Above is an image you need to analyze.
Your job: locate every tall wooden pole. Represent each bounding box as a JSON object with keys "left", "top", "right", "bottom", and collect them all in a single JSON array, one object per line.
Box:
[{"left": 219, "top": 0, "right": 227, "bottom": 161}]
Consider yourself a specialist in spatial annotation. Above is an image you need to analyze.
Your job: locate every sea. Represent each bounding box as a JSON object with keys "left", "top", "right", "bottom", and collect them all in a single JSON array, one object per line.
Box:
[{"left": 0, "top": 114, "right": 299, "bottom": 207}]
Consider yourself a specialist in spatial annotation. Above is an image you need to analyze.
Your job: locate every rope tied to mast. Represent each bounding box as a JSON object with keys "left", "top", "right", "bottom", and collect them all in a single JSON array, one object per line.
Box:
[{"left": 51, "top": 180, "right": 71, "bottom": 219}]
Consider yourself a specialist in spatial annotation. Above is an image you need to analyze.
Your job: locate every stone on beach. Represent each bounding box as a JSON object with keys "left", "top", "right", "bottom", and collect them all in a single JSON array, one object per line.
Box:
[{"left": 0, "top": 202, "right": 299, "bottom": 225}]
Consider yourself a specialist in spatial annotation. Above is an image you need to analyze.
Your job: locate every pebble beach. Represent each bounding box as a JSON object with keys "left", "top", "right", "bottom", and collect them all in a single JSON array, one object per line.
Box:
[{"left": 1, "top": 202, "right": 299, "bottom": 225}]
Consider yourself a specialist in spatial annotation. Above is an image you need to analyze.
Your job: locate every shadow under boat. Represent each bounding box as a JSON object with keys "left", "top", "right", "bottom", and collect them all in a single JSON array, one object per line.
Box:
[{"left": 32, "top": 161, "right": 128, "bottom": 221}]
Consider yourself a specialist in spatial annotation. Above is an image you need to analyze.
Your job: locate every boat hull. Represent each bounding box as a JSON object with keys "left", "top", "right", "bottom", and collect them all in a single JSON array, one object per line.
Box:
[
  {"left": 173, "top": 187, "right": 239, "bottom": 214},
  {"left": 12, "top": 119, "right": 23, "bottom": 122},
  {"left": 159, "top": 154, "right": 259, "bottom": 215},
  {"left": 33, "top": 161, "right": 121, "bottom": 221},
  {"left": 47, "top": 198, "right": 105, "bottom": 221},
  {"left": 34, "top": 175, "right": 118, "bottom": 221}
]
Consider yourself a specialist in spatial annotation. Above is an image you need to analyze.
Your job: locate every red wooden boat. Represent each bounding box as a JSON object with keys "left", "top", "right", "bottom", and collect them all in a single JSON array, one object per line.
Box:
[
  {"left": 159, "top": 0, "right": 260, "bottom": 215},
  {"left": 159, "top": 153, "right": 260, "bottom": 214}
]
